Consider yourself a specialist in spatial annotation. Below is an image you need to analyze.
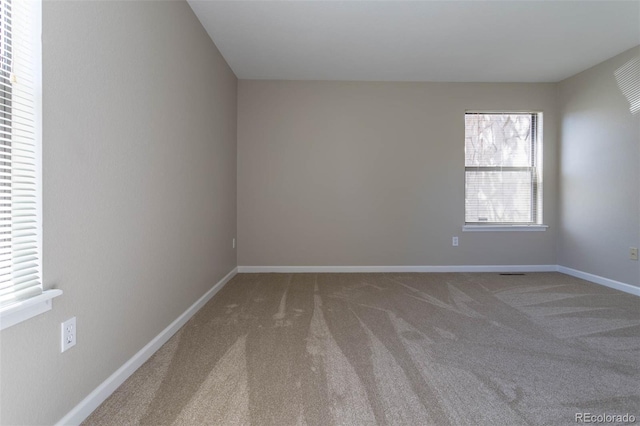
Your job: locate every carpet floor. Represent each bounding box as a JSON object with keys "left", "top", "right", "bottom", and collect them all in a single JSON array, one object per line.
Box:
[{"left": 83, "top": 272, "right": 640, "bottom": 426}]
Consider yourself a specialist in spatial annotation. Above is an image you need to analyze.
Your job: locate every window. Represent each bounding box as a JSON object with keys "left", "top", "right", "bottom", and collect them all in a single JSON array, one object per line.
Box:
[
  {"left": 464, "top": 112, "right": 542, "bottom": 226},
  {"left": 0, "top": 0, "right": 57, "bottom": 330}
]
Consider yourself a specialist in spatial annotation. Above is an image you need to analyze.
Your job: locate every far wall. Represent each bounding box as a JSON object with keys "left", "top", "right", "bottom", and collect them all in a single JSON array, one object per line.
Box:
[{"left": 238, "top": 81, "right": 558, "bottom": 267}]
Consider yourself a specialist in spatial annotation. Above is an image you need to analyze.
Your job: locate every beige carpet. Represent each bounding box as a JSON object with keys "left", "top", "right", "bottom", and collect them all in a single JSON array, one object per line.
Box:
[{"left": 83, "top": 272, "right": 640, "bottom": 426}]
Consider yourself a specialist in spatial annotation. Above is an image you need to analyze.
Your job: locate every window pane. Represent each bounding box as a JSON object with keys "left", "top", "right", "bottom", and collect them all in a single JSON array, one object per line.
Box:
[
  {"left": 465, "top": 114, "right": 533, "bottom": 167},
  {"left": 465, "top": 170, "right": 533, "bottom": 223}
]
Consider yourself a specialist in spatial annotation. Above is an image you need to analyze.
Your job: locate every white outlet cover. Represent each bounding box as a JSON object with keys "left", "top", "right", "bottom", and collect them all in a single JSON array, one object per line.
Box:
[{"left": 61, "top": 317, "right": 76, "bottom": 353}]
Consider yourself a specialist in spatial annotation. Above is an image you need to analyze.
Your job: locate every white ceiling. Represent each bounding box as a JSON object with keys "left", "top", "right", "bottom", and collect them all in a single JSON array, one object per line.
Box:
[{"left": 187, "top": 1, "right": 640, "bottom": 83}]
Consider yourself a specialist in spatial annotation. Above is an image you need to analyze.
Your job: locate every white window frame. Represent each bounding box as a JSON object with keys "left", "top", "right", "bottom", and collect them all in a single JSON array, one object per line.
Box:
[
  {"left": 463, "top": 111, "right": 547, "bottom": 232},
  {"left": 0, "top": 0, "right": 60, "bottom": 331}
]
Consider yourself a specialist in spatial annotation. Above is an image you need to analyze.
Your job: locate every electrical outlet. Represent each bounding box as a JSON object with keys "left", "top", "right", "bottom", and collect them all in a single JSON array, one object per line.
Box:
[
  {"left": 232, "top": 238, "right": 236, "bottom": 249},
  {"left": 631, "top": 247, "right": 638, "bottom": 261},
  {"left": 452, "top": 236, "right": 459, "bottom": 247},
  {"left": 61, "top": 317, "right": 76, "bottom": 353}
]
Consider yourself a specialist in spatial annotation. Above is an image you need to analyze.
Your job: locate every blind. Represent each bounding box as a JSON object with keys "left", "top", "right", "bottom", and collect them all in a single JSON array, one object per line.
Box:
[
  {"left": 464, "top": 113, "right": 541, "bottom": 225},
  {"left": 0, "top": 0, "right": 41, "bottom": 307}
]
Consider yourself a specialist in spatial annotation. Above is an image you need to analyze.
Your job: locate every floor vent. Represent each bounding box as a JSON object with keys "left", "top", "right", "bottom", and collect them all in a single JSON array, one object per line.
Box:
[{"left": 500, "top": 273, "right": 526, "bottom": 276}]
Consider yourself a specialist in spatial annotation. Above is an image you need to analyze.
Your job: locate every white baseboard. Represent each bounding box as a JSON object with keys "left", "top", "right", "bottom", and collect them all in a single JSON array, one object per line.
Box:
[
  {"left": 55, "top": 267, "right": 238, "bottom": 426},
  {"left": 239, "top": 265, "right": 638, "bottom": 296},
  {"left": 237, "top": 265, "right": 558, "bottom": 273},
  {"left": 557, "top": 266, "right": 640, "bottom": 296}
]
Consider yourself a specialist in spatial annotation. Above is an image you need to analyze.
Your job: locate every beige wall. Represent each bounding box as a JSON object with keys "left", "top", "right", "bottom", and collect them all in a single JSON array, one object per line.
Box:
[
  {"left": 558, "top": 47, "right": 640, "bottom": 287},
  {"left": 238, "top": 81, "right": 558, "bottom": 267},
  {"left": 0, "top": 2, "right": 237, "bottom": 424}
]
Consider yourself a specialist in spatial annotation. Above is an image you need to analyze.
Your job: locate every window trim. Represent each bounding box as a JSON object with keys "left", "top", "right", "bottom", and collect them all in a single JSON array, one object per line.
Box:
[
  {"left": 463, "top": 225, "right": 548, "bottom": 232},
  {"left": 0, "top": 289, "right": 61, "bottom": 330},
  {"left": 0, "top": 0, "right": 58, "bottom": 330},
  {"left": 464, "top": 110, "right": 544, "bottom": 226}
]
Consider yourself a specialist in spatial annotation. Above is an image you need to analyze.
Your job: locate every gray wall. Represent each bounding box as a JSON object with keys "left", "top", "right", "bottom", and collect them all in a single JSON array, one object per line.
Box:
[
  {"left": 558, "top": 47, "right": 640, "bottom": 287},
  {"left": 238, "top": 81, "right": 558, "bottom": 267},
  {"left": 0, "top": 2, "right": 237, "bottom": 425}
]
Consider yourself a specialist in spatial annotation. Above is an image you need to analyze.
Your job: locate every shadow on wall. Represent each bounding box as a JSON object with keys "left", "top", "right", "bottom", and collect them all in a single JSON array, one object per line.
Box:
[
  {"left": 615, "top": 56, "right": 640, "bottom": 115},
  {"left": 614, "top": 54, "right": 640, "bottom": 282}
]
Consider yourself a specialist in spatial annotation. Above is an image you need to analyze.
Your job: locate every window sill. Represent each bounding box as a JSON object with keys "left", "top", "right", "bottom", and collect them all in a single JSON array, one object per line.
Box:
[
  {"left": 0, "top": 289, "right": 63, "bottom": 331},
  {"left": 463, "top": 225, "right": 548, "bottom": 232}
]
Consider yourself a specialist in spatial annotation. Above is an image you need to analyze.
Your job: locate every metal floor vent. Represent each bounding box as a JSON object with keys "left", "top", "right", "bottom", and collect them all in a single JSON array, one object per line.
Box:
[{"left": 499, "top": 273, "right": 526, "bottom": 276}]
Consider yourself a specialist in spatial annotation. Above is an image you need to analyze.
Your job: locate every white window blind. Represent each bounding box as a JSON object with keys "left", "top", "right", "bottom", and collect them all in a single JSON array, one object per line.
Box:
[
  {"left": 464, "top": 112, "right": 542, "bottom": 225},
  {"left": 0, "top": 0, "right": 42, "bottom": 308}
]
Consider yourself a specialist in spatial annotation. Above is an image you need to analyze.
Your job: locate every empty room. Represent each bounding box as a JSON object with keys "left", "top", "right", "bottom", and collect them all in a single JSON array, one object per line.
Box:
[{"left": 0, "top": 0, "right": 639, "bottom": 425}]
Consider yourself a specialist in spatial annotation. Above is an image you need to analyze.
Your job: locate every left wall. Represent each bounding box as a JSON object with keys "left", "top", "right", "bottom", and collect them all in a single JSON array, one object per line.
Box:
[{"left": 0, "top": 2, "right": 237, "bottom": 424}]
